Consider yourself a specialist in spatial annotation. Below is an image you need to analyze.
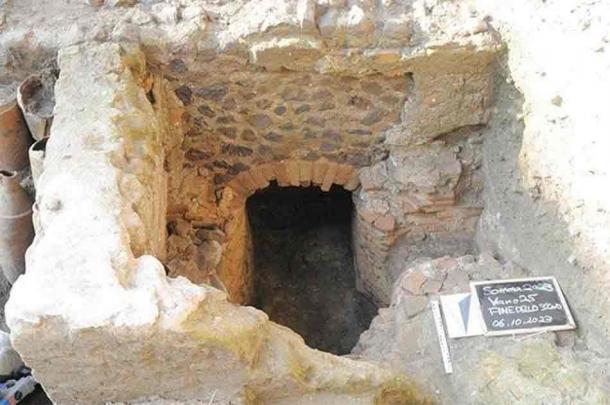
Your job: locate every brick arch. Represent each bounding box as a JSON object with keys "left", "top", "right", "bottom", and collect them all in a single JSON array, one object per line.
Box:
[
  {"left": 216, "top": 158, "right": 361, "bottom": 305},
  {"left": 225, "top": 158, "right": 360, "bottom": 198}
]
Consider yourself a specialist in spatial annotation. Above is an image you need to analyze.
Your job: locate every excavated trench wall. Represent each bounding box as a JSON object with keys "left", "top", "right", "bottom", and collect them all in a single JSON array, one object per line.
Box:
[
  {"left": 157, "top": 32, "right": 492, "bottom": 361},
  {"left": 0, "top": 1, "right": 505, "bottom": 403},
  {"left": 162, "top": 62, "right": 410, "bottom": 305},
  {"left": 1, "top": 1, "right": 609, "bottom": 404},
  {"left": 162, "top": 46, "right": 493, "bottom": 308}
]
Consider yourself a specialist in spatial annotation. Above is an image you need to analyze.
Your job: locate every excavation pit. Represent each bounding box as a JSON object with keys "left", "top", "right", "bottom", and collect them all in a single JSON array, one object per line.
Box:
[
  {"left": 247, "top": 183, "right": 376, "bottom": 355},
  {"left": 4, "top": 5, "right": 506, "bottom": 401}
]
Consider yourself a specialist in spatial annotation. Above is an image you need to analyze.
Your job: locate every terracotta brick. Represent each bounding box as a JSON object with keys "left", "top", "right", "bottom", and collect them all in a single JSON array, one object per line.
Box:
[
  {"left": 259, "top": 163, "right": 276, "bottom": 181},
  {"left": 404, "top": 270, "right": 427, "bottom": 295},
  {"left": 344, "top": 171, "right": 360, "bottom": 191},
  {"left": 423, "top": 279, "right": 444, "bottom": 294},
  {"left": 273, "top": 162, "right": 290, "bottom": 186},
  {"left": 420, "top": 206, "right": 443, "bottom": 214},
  {"left": 436, "top": 206, "right": 482, "bottom": 219},
  {"left": 321, "top": 162, "right": 338, "bottom": 191},
  {"left": 249, "top": 167, "right": 269, "bottom": 190},
  {"left": 427, "top": 194, "right": 455, "bottom": 205},
  {"left": 374, "top": 214, "right": 396, "bottom": 232},
  {"left": 400, "top": 196, "right": 422, "bottom": 213},
  {"left": 286, "top": 160, "right": 300, "bottom": 186},
  {"left": 312, "top": 160, "right": 329, "bottom": 185},
  {"left": 299, "top": 161, "right": 313, "bottom": 186},
  {"left": 358, "top": 208, "right": 380, "bottom": 224},
  {"left": 334, "top": 164, "right": 353, "bottom": 186},
  {"left": 236, "top": 171, "right": 257, "bottom": 194},
  {"left": 227, "top": 179, "right": 247, "bottom": 197}
]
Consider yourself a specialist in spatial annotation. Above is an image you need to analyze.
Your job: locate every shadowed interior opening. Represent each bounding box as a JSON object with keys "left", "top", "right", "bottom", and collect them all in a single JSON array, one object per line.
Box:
[{"left": 246, "top": 182, "right": 377, "bottom": 355}]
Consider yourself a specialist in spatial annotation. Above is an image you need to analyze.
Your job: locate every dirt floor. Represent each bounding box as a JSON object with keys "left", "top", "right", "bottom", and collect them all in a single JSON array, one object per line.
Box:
[{"left": 247, "top": 183, "right": 377, "bottom": 355}]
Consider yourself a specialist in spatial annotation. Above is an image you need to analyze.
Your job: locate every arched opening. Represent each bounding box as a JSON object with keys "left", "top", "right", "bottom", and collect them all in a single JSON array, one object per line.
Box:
[{"left": 246, "top": 181, "right": 377, "bottom": 355}]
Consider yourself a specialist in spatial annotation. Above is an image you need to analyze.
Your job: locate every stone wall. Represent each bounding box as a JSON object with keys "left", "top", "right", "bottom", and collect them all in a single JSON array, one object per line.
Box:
[
  {"left": 1, "top": 0, "right": 506, "bottom": 402},
  {"left": 0, "top": 1, "right": 499, "bottom": 310},
  {"left": 149, "top": 0, "right": 498, "bottom": 304},
  {"left": 6, "top": 42, "right": 426, "bottom": 404},
  {"left": 354, "top": 130, "right": 484, "bottom": 304},
  {"left": 166, "top": 64, "right": 407, "bottom": 182}
]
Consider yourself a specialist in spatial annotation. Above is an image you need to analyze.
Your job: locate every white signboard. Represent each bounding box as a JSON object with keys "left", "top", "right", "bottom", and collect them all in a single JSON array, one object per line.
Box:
[{"left": 440, "top": 293, "right": 485, "bottom": 338}]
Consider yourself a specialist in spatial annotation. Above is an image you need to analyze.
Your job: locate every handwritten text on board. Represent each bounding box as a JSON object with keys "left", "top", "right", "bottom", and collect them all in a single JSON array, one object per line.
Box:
[{"left": 471, "top": 277, "right": 575, "bottom": 335}]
